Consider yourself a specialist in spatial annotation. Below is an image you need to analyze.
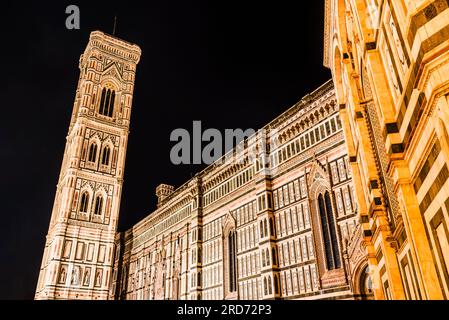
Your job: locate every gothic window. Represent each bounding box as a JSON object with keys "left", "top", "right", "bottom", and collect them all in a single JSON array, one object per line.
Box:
[
  {"left": 88, "top": 143, "right": 98, "bottom": 162},
  {"left": 272, "top": 248, "right": 277, "bottom": 266},
  {"left": 262, "top": 250, "right": 266, "bottom": 267},
  {"left": 264, "top": 277, "right": 268, "bottom": 295},
  {"left": 228, "top": 230, "right": 237, "bottom": 293},
  {"left": 268, "top": 275, "right": 273, "bottom": 294},
  {"left": 270, "top": 218, "right": 275, "bottom": 237},
  {"left": 99, "top": 87, "right": 116, "bottom": 117},
  {"left": 252, "top": 225, "right": 256, "bottom": 244},
  {"left": 101, "top": 146, "right": 111, "bottom": 166},
  {"left": 263, "top": 219, "right": 268, "bottom": 238},
  {"left": 198, "top": 247, "right": 202, "bottom": 264},
  {"left": 78, "top": 192, "right": 89, "bottom": 213},
  {"left": 274, "top": 274, "right": 279, "bottom": 294},
  {"left": 318, "top": 192, "right": 341, "bottom": 270},
  {"left": 94, "top": 195, "right": 103, "bottom": 215},
  {"left": 265, "top": 248, "right": 270, "bottom": 266}
]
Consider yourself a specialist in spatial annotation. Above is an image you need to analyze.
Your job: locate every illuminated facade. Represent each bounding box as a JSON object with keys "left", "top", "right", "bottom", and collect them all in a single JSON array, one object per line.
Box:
[
  {"left": 35, "top": 31, "right": 141, "bottom": 300},
  {"left": 324, "top": 0, "right": 449, "bottom": 299},
  {"left": 36, "top": 29, "right": 373, "bottom": 300},
  {"left": 110, "top": 81, "right": 370, "bottom": 300}
]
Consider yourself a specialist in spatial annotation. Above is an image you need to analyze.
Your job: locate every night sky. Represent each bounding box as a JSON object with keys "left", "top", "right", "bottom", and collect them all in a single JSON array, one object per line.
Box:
[{"left": 0, "top": 1, "right": 331, "bottom": 299}]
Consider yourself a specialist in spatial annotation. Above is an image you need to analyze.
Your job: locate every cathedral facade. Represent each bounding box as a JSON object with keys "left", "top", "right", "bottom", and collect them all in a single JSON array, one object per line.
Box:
[
  {"left": 324, "top": 0, "right": 449, "bottom": 299},
  {"left": 110, "top": 80, "right": 368, "bottom": 300},
  {"left": 35, "top": 31, "right": 370, "bottom": 300}
]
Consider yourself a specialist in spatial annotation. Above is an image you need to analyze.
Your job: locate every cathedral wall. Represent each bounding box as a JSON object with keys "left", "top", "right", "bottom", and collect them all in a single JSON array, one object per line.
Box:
[
  {"left": 112, "top": 81, "right": 365, "bottom": 300},
  {"left": 324, "top": 0, "right": 449, "bottom": 300}
]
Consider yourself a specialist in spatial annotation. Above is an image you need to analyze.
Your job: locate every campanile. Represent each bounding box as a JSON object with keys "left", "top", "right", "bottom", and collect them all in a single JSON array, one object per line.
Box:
[{"left": 35, "top": 31, "right": 141, "bottom": 300}]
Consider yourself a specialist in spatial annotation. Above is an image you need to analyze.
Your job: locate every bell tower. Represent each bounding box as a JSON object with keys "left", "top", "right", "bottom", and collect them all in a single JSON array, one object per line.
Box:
[{"left": 35, "top": 31, "right": 141, "bottom": 300}]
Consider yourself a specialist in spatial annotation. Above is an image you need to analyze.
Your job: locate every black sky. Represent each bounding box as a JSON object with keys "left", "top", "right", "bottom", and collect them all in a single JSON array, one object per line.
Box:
[{"left": 0, "top": 1, "right": 331, "bottom": 299}]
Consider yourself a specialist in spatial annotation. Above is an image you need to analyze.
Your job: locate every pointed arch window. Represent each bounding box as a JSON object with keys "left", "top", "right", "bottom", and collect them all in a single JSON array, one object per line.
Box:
[
  {"left": 318, "top": 192, "right": 341, "bottom": 270},
  {"left": 99, "top": 87, "right": 115, "bottom": 117},
  {"left": 228, "top": 230, "right": 237, "bottom": 293},
  {"left": 264, "top": 277, "right": 268, "bottom": 295},
  {"left": 272, "top": 248, "right": 277, "bottom": 266},
  {"left": 274, "top": 274, "right": 279, "bottom": 294},
  {"left": 262, "top": 250, "right": 266, "bottom": 267},
  {"left": 94, "top": 195, "right": 103, "bottom": 215},
  {"left": 88, "top": 143, "right": 98, "bottom": 162},
  {"left": 79, "top": 192, "right": 89, "bottom": 213},
  {"left": 101, "top": 146, "right": 111, "bottom": 166},
  {"left": 263, "top": 219, "right": 268, "bottom": 238},
  {"left": 268, "top": 275, "right": 273, "bottom": 294}
]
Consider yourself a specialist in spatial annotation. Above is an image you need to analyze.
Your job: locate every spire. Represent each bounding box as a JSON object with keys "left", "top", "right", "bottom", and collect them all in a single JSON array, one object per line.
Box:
[{"left": 112, "top": 16, "right": 118, "bottom": 36}]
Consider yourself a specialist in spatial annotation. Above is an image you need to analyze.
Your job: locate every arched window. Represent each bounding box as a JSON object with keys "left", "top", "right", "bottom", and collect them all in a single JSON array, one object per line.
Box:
[
  {"left": 274, "top": 274, "right": 279, "bottom": 294},
  {"left": 228, "top": 230, "right": 237, "bottom": 293},
  {"left": 325, "top": 192, "right": 341, "bottom": 268},
  {"left": 101, "top": 146, "right": 111, "bottom": 166},
  {"left": 265, "top": 248, "right": 270, "bottom": 266},
  {"left": 264, "top": 277, "right": 268, "bottom": 295},
  {"left": 270, "top": 218, "right": 275, "bottom": 236},
  {"left": 94, "top": 195, "right": 103, "bottom": 215},
  {"left": 88, "top": 143, "right": 98, "bottom": 162},
  {"left": 197, "top": 271, "right": 202, "bottom": 287},
  {"left": 263, "top": 219, "right": 268, "bottom": 238},
  {"left": 99, "top": 87, "right": 115, "bottom": 117},
  {"left": 79, "top": 192, "right": 89, "bottom": 213},
  {"left": 318, "top": 192, "right": 341, "bottom": 270},
  {"left": 262, "top": 250, "right": 266, "bottom": 267},
  {"left": 272, "top": 248, "right": 277, "bottom": 266},
  {"left": 260, "top": 221, "right": 264, "bottom": 238},
  {"left": 99, "top": 88, "right": 106, "bottom": 113},
  {"left": 268, "top": 275, "right": 273, "bottom": 294},
  {"left": 109, "top": 91, "right": 115, "bottom": 117}
]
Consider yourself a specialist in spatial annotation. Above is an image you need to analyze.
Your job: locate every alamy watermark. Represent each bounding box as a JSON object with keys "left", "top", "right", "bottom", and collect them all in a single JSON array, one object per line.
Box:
[
  {"left": 65, "top": 5, "right": 80, "bottom": 30},
  {"left": 170, "top": 121, "right": 280, "bottom": 174}
]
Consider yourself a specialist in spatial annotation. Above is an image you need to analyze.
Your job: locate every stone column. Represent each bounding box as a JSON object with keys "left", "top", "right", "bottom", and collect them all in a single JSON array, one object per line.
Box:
[{"left": 393, "top": 161, "right": 444, "bottom": 299}]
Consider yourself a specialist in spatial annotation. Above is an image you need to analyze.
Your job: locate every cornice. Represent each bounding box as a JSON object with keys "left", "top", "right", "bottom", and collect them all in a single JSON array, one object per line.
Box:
[{"left": 86, "top": 31, "right": 141, "bottom": 64}]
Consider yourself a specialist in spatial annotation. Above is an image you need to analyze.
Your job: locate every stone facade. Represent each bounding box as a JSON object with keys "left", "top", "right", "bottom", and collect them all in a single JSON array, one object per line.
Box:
[
  {"left": 35, "top": 31, "right": 141, "bottom": 300},
  {"left": 36, "top": 30, "right": 369, "bottom": 300},
  {"left": 324, "top": 0, "right": 449, "bottom": 299},
  {"left": 109, "top": 81, "right": 368, "bottom": 300}
]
